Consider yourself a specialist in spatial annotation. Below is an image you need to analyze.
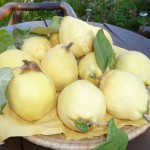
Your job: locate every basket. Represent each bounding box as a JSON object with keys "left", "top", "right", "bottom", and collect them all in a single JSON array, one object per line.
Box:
[
  {"left": 23, "top": 124, "right": 150, "bottom": 150},
  {"left": 0, "top": 2, "right": 150, "bottom": 150}
]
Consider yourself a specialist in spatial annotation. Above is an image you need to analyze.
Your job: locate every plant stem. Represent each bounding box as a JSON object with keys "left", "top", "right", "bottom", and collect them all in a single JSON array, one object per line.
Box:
[
  {"left": 143, "top": 113, "right": 150, "bottom": 122},
  {"left": 90, "top": 73, "right": 101, "bottom": 80},
  {"left": 65, "top": 42, "right": 74, "bottom": 50},
  {"left": 63, "top": 42, "right": 74, "bottom": 52},
  {"left": 21, "top": 60, "right": 42, "bottom": 73}
]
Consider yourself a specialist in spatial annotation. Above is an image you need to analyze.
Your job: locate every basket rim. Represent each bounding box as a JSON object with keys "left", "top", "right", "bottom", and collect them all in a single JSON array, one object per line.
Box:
[{"left": 23, "top": 123, "right": 150, "bottom": 150}]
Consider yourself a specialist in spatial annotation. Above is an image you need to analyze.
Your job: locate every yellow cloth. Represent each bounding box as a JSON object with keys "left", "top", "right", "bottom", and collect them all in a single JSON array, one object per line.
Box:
[
  {"left": 0, "top": 104, "right": 63, "bottom": 144},
  {"left": 0, "top": 104, "right": 148, "bottom": 144}
]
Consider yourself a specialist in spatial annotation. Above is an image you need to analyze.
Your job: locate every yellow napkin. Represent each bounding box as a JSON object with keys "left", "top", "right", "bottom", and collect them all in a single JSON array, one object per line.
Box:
[
  {"left": 0, "top": 104, "right": 63, "bottom": 144},
  {"left": 0, "top": 104, "right": 148, "bottom": 144},
  {"left": 61, "top": 113, "right": 147, "bottom": 140}
]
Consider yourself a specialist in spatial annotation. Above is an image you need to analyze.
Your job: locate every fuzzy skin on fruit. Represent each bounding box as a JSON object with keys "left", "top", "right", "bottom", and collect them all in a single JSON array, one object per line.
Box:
[
  {"left": 57, "top": 80, "right": 106, "bottom": 132},
  {"left": 59, "top": 16, "right": 94, "bottom": 58},
  {"left": 49, "top": 32, "right": 60, "bottom": 47},
  {"left": 22, "top": 36, "right": 51, "bottom": 61},
  {"left": 41, "top": 43, "right": 78, "bottom": 91},
  {"left": 78, "top": 52, "right": 102, "bottom": 86},
  {"left": 100, "top": 70, "right": 149, "bottom": 121},
  {"left": 0, "top": 49, "right": 39, "bottom": 68},
  {"left": 113, "top": 45, "right": 128, "bottom": 58},
  {"left": 7, "top": 71, "right": 56, "bottom": 121},
  {"left": 115, "top": 51, "right": 150, "bottom": 85}
]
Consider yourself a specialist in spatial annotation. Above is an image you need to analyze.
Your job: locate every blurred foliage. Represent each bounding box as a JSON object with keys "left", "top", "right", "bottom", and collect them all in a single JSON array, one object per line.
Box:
[
  {"left": 0, "top": 0, "right": 150, "bottom": 32},
  {"left": 108, "top": 0, "right": 150, "bottom": 31},
  {"left": 65, "top": 0, "right": 150, "bottom": 32}
]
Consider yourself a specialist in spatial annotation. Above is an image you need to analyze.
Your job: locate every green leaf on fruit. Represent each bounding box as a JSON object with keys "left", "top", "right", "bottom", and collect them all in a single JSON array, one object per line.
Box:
[
  {"left": 31, "top": 16, "right": 62, "bottom": 35},
  {"left": 107, "top": 52, "right": 116, "bottom": 70},
  {"left": 13, "top": 27, "right": 30, "bottom": 41},
  {"left": 31, "top": 26, "right": 50, "bottom": 35},
  {"left": 94, "top": 29, "right": 116, "bottom": 72},
  {"left": 12, "top": 27, "right": 35, "bottom": 49},
  {"left": 93, "top": 118, "right": 128, "bottom": 150},
  {"left": 0, "top": 67, "right": 14, "bottom": 114},
  {"left": 0, "top": 29, "right": 14, "bottom": 53},
  {"left": 75, "top": 119, "right": 89, "bottom": 132},
  {"left": 48, "top": 16, "right": 62, "bottom": 33}
]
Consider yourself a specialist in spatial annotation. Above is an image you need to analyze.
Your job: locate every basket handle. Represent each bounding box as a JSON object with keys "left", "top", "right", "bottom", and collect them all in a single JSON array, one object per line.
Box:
[{"left": 0, "top": 2, "right": 77, "bottom": 25}]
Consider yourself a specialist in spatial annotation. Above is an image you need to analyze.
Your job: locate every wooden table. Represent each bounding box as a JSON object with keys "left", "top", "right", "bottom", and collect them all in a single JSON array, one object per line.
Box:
[{"left": 0, "top": 20, "right": 150, "bottom": 150}]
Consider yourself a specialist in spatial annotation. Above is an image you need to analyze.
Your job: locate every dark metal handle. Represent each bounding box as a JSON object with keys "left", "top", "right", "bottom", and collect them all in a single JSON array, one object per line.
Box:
[{"left": 0, "top": 2, "right": 77, "bottom": 25}]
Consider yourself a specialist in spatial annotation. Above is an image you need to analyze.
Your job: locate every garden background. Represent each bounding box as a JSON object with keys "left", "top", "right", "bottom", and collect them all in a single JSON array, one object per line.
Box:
[{"left": 0, "top": 0, "right": 150, "bottom": 33}]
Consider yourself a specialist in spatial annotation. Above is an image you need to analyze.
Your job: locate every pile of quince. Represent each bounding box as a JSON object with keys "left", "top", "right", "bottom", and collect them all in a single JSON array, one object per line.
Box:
[{"left": 1, "top": 16, "right": 150, "bottom": 133}]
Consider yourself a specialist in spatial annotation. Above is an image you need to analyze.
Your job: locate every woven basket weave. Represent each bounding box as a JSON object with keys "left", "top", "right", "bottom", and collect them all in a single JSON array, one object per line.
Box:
[{"left": 24, "top": 123, "right": 150, "bottom": 150}]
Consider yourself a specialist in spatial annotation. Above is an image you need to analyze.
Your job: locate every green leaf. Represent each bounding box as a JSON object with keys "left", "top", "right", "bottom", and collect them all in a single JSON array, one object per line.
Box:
[
  {"left": 48, "top": 16, "right": 62, "bottom": 33},
  {"left": 31, "top": 16, "right": 62, "bottom": 35},
  {"left": 93, "top": 118, "right": 128, "bottom": 150},
  {"left": 0, "top": 29, "right": 14, "bottom": 53},
  {"left": 31, "top": 26, "right": 50, "bottom": 35},
  {"left": 13, "top": 27, "right": 30, "bottom": 41},
  {"left": 75, "top": 119, "right": 89, "bottom": 132},
  {"left": 107, "top": 52, "right": 116, "bottom": 70},
  {"left": 12, "top": 27, "right": 34, "bottom": 49},
  {"left": 94, "top": 29, "right": 116, "bottom": 72},
  {"left": 0, "top": 67, "right": 14, "bottom": 114}
]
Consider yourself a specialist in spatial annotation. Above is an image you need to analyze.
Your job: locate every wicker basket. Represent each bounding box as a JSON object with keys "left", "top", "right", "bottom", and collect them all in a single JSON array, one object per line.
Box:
[{"left": 23, "top": 123, "right": 150, "bottom": 150}]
